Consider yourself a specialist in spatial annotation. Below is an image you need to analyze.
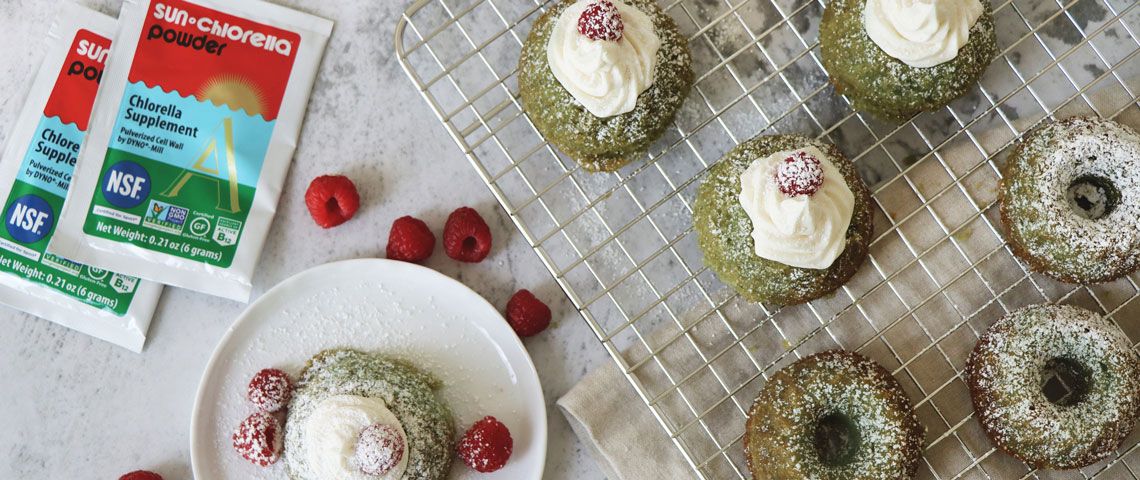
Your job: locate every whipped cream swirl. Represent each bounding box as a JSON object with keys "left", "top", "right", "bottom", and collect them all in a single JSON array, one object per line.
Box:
[
  {"left": 738, "top": 146, "right": 855, "bottom": 269},
  {"left": 863, "top": 0, "right": 983, "bottom": 68},
  {"left": 302, "top": 395, "right": 409, "bottom": 480},
  {"left": 547, "top": 0, "right": 661, "bottom": 118}
]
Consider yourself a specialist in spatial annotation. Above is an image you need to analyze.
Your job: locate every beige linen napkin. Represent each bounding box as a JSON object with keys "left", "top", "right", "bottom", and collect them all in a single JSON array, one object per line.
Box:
[{"left": 558, "top": 75, "right": 1139, "bottom": 479}]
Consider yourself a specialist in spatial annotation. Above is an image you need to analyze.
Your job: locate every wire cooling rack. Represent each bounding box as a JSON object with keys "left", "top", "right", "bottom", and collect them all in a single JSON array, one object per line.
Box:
[{"left": 396, "top": 0, "right": 1140, "bottom": 478}]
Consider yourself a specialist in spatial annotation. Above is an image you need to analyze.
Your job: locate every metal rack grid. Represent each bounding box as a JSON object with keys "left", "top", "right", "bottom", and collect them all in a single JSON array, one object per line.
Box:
[{"left": 395, "top": 0, "right": 1140, "bottom": 477}]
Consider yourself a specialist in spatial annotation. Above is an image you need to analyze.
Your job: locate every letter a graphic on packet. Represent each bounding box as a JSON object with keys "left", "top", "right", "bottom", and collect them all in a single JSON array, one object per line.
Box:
[
  {"left": 50, "top": 0, "right": 333, "bottom": 302},
  {"left": 0, "top": 2, "right": 162, "bottom": 352}
]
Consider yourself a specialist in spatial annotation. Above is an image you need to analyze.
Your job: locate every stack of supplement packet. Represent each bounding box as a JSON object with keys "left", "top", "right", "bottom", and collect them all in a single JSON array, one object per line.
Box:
[{"left": 0, "top": 0, "right": 332, "bottom": 351}]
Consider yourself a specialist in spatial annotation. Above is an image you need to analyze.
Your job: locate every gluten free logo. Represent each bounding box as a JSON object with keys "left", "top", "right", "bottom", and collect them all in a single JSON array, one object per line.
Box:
[{"left": 189, "top": 216, "right": 211, "bottom": 236}]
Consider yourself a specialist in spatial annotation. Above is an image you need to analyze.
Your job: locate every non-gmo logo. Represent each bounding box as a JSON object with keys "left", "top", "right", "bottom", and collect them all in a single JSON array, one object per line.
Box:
[
  {"left": 5, "top": 195, "right": 54, "bottom": 244},
  {"left": 102, "top": 160, "right": 151, "bottom": 208}
]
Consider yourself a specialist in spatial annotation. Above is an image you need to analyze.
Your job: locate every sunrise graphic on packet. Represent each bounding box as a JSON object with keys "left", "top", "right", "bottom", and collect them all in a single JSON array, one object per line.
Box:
[{"left": 198, "top": 74, "right": 268, "bottom": 118}]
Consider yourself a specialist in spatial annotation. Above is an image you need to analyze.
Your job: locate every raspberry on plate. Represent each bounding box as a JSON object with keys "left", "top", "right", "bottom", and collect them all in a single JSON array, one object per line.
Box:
[
  {"left": 387, "top": 216, "right": 436, "bottom": 263},
  {"left": 305, "top": 175, "right": 360, "bottom": 228},
  {"left": 443, "top": 207, "right": 492, "bottom": 263},
  {"left": 457, "top": 416, "right": 513, "bottom": 473},
  {"left": 506, "top": 289, "right": 551, "bottom": 337},
  {"left": 119, "top": 471, "right": 163, "bottom": 480},
  {"left": 354, "top": 423, "right": 406, "bottom": 476},
  {"left": 578, "top": 0, "right": 623, "bottom": 41},
  {"left": 247, "top": 368, "right": 293, "bottom": 413},
  {"left": 233, "top": 411, "right": 283, "bottom": 467}
]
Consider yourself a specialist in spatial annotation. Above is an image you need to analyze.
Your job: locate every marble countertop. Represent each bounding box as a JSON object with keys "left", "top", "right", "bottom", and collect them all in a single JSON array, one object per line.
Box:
[{"left": 0, "top": 1, "right": 608, "bottom": 478}]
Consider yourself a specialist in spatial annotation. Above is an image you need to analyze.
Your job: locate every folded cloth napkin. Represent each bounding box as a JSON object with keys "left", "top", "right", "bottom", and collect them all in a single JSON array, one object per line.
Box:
[
  {"left": 557, "top": 76, "right": 1139, "bottom": 479},
  {"left": 559, "top": 361, "right": 692, "bottom": 479}
]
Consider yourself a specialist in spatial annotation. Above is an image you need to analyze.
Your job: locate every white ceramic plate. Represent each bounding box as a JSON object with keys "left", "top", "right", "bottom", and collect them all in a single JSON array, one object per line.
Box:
[{"left": 191, "top": 259, "right": 546, "bottom": 479}]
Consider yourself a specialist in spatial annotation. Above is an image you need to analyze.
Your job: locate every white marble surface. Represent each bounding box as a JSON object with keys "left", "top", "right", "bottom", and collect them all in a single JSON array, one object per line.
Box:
[{"left": 0, "top": 0, "right": 609, "bottom": 478}]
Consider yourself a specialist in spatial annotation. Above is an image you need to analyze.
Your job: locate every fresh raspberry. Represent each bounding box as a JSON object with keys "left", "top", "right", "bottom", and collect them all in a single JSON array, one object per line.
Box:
[
  {"left": 457, "top": 416, "right": 513, "bottom": 473},
  {"left": 354, "top": 423, "right": 406, "bottom": 476},
  {"left": 443, "top": 207, "right": 492, "bottom": 263},
  {"left": 505, "top": 289, "right": 551, "bottom": 337},
  {"left": 386, "top": 216, "right": 436, "bottom": 263},
  {"left": 118, "top": 472, "right": 163, "bottom": 480},
  {"left": 578, "top": 0, "right": 623, "bottom": 41},
  {"left": 247, "top": 368, "right": 292, "bottom": 413},
  {"left": 233, "top": 412, "right": 283, "bottom": 467},
  {"left": 305, "top": 175, "right": 360, "bottom": 228},
  {"left": 776, "top": 150, "right": 824, "bottom": 197}
]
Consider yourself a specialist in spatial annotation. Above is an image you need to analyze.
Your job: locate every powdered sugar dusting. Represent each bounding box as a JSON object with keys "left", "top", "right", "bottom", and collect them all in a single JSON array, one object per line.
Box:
[
  {"left": 577, "top": 0, "right": 623, "bottom": 41},
  {"left": 965, "top": 304, "right": 1140, "bottom": 469},
  {"left": 776, "top": 150, "right": 826, "bottom": 197},
  {"left": 1000, "top": 116, "right": 1140, "bottom": 283},
  {"left": 233, "top": 411, "right": 284, "bottom": 467},
  {"left": 744, "top": 350, "right": 924, "bottom": 478},
  {"left": 354, "top": 423, "right": 405, "bottom": 476}
]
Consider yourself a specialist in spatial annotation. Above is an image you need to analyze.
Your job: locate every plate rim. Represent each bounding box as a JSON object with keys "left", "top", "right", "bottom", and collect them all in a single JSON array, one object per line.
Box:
[{"left": 189, "top": 258, "right": 548, "bottom": 478}]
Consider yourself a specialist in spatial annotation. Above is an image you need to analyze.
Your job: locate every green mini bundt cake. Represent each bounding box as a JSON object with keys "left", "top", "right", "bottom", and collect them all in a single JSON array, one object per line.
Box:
[
  {"left": 966, "top": 304, "right": 1140, "bottom": 470},
  {"left": 744, "top": 350, "right": 925, "bottom": 479},
  {"left": 820, "top": 0, "right": 997, "bottom": 121},
  {"left": 1000, "top": 116, "right": 1140, "bottom": 284},
  {"left": 518, "top": 0, "right": 693, "bottom": 171},
  {"left": 284, "top": 349, "right": 454, "bottom": 479},
  {"left": 694, "top": 134, "right": 873, "bottom": 305}
]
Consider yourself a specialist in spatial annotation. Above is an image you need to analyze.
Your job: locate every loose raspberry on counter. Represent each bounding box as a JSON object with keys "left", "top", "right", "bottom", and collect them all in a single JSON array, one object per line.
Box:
[
  {"left": 118, "top": 471, "right": 163, "bottom": 480},
  {"left": 506, "top": 289, "right": 551, "bottom": 337},
  {"left": 443, "top": 207, "right": 492, "bottom": 263},
  {"left": 457, "top": 416, "right": 513, "bottom": 473},
  {"left": 387, "top": 216, "right": 436, "bottom": 263},
  {"left": 354, "top": 423, "right": 406, "bottom": 476},
  {"left": 776, "top": 150, "right": 825, "bottom": 197},
  {"left": 578, "top": 0, "right": 624, "bottom": 41},
  {"left": 233, "top": 411, "right": 283, "bottom": 467},
  {"left": 305, "top": 175, "right": 360, "bottom": 228},
  {"left": 247, "top": 368, "right": 293, "bottom": 413}
]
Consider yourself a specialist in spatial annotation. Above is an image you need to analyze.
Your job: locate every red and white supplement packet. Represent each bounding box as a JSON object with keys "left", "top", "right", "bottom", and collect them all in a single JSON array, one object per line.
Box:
[
  {"left": 51, "top": 0, "right": 333, "bottom": 302},
  {"left": 0, "top": 2, "right": 163, "bottom": 351}
]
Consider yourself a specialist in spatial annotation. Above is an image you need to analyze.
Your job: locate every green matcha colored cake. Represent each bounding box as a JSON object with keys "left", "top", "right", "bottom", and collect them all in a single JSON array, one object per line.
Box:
[
  {"left": 999, "top": 116, "right": 1140, "bottom": 284},
  {"left": 966, "top": 304, "right": 1140, "bottom": 469},
  {"left": 284, "top": 349, "right": 454, "bottom": 479},
  {"left": 744, "top": 350, "right": 925, "bottom": 479},
  {"left": 518, "top": 0, "right": 694, "bottom": 171},
  {"left": 694, "top": 134, "right": 873, "bottom": 306},
  {"left": 820, "top": 0, "right": 997, "bottom": 121}
]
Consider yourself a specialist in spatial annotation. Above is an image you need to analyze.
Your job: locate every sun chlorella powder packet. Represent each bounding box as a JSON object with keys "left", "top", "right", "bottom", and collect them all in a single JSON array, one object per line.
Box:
[
  {"left": 51, "top": 0, "right": 333, "bottom": 302},
  {"left": 0, "top": 2, "right": 162, "bottom": 351}
]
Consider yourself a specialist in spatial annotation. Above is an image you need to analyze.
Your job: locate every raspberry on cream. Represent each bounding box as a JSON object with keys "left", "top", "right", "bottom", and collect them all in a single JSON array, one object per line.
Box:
[
  {"left": 738, "top": 146, "right": 855, "bottom": 269},
  {"left": 546, "top": 0, "right": 661, "bottom": 118},
  {"left": 863, "top": 0, "right": 983, "bottom": 68},
  {"left": 302, "top": 395, "right": 409, "bottom": 480}
]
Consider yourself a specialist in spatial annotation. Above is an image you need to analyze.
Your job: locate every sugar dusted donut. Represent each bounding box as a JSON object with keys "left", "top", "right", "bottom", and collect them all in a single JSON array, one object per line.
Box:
[
  {"left": 744, "top": 350, "right": 925, "bottom": 479},
  {"left": 1000, "top": 116, "right": 1140, "bottom": 284},
  {"left": 966, "top": 304, "right": 1140, "bottom": 469}
]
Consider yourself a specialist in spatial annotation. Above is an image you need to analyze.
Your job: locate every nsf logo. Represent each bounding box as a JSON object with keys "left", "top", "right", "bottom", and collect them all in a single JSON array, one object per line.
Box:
[
  {"left": 5, "top": 195, "right": 54, "bottom": 244},
  {"left": 102, "top": 160, "right": 151, "bottom": 209}
]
